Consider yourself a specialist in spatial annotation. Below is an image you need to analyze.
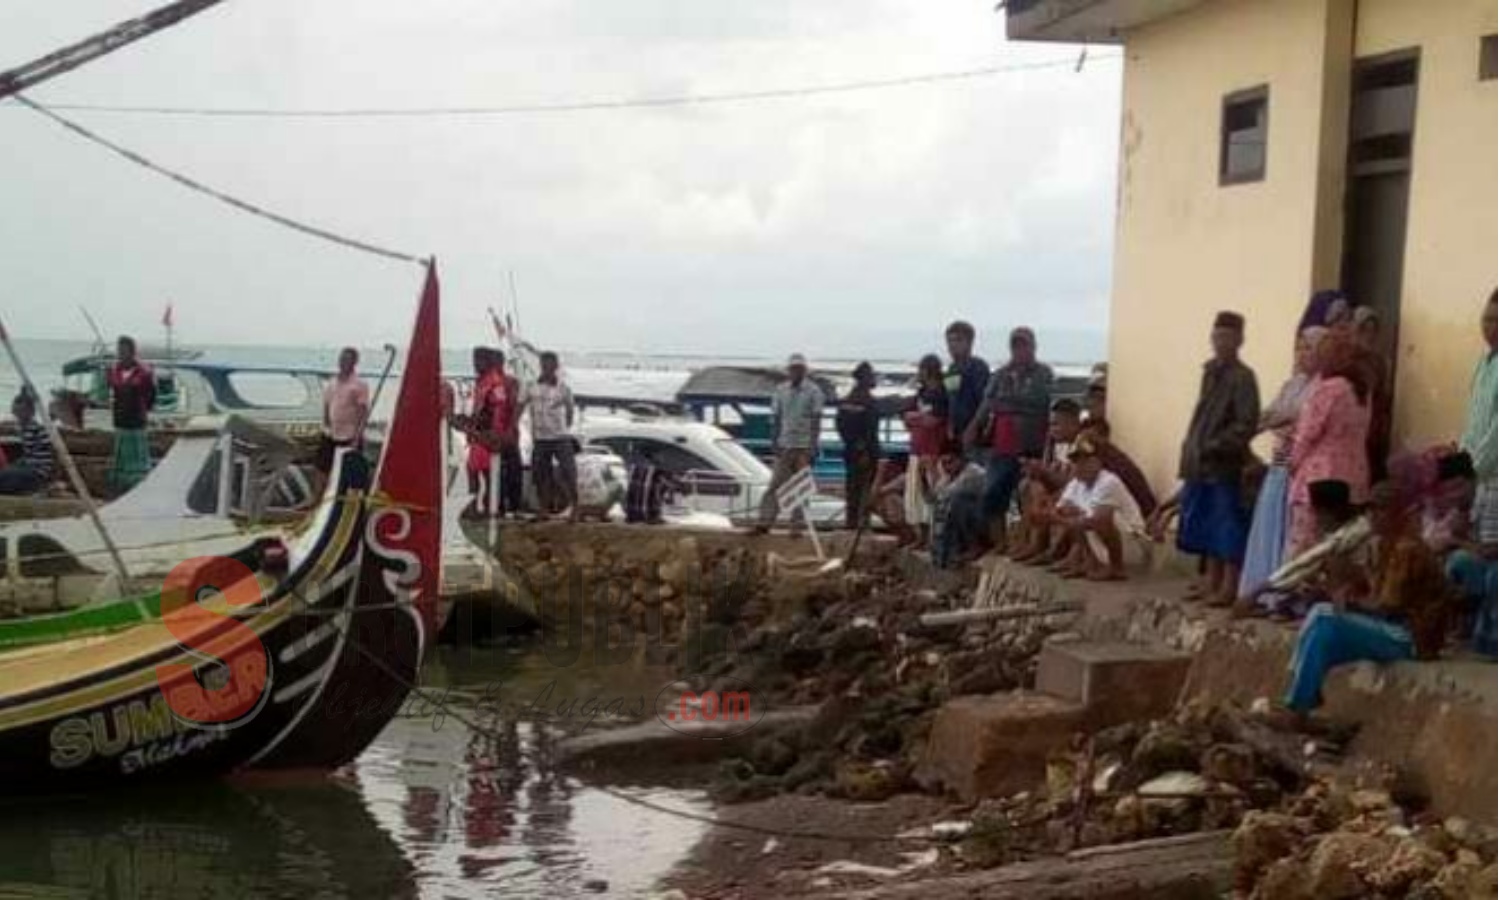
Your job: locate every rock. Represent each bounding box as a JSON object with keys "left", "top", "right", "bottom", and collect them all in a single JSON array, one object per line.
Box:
[
  {"left": 827, "top": 623, "right": 881, "bottom": 663},
  {"left": 1201, "top": 743, "right": 1258, "bottom": 786},
  {"left": 833, "top": 760, "right": 900, "bottom": 802},
  {"left": 1430, "top": 859, "right": 1497, "bottom": 899},
  {"left": 1306, "top": 832, "right": 1391, "bottom": 899},
  {"left": 1366, "top": 838, "right": 1447, "bottom": 895},
  {"left": 749, "top": 736, "right": 798, "bottom": 777},
  {"left": 915, "top": 692, "right": 1086, "bottom": 802},
  {"left": 1253, "top": 857, "right": 1312, "bottom": 900},
  {"left": 1127, "top": 724, "right": 1200, "bottom": 785},
  {"left": 1232, "top": 811, "right": 1301, "bottom": 889},
  {"left": 582, "top": 878, "right": 608, "bottom": 892},
  {"left": 1138, "top": 771, "right": 1208, "bottom": 798}
]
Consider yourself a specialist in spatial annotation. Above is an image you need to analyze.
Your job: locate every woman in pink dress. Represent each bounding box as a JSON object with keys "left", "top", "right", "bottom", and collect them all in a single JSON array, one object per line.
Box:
[{"left": 1287, "top": 332, "right": 1373, "bottom": 558}]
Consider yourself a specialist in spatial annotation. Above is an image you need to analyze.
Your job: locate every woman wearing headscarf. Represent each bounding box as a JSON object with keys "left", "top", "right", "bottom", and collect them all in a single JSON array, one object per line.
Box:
[
  {"left": 1236, "top": 326, "right": 1328, "bottom": 609},
  {"left": 1299, "top": 289, "right": 1352, "bottom": 333},
  {"left": 1287, "top": 331, "right": 1373, "bottom": 559}
]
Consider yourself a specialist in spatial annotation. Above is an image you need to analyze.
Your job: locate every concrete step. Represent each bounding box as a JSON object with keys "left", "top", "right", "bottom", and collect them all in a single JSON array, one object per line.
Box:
[
  {"left": 915, "top": 690, "right": 1087, "bottom": 802},
  {"left": 1035, "top": 637, "right": 1193, "bottom": 730}
]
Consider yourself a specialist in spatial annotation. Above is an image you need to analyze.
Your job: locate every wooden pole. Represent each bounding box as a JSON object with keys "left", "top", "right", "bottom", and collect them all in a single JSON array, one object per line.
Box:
[
  {"left": 0, "top": 0, "right": 225, "bottom": 100},
  {"left": 0, "top": 319, "right": 134, "bottom": 597}
]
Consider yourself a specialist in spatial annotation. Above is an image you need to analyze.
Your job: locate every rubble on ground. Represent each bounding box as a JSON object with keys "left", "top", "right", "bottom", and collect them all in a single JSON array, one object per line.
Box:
[{"left": 700, "top": 556, "right": 1072, "bottom": 803}]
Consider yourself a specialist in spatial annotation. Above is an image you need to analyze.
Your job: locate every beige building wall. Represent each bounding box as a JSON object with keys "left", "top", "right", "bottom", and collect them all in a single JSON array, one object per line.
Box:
[
  {"left": 1110, "top": 0, "right": 1349, "bottom": 490},
  {"left": 1355, "top": 0, "right": 1497, "bottom": 449},
  {"left": 1109, "top": 0, "right": 1496, "bottom": 491}
]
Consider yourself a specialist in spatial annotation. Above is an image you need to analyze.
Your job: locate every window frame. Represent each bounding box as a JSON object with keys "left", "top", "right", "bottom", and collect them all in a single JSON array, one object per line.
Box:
[{"left": 1219, "top": 84, "right": 1270, "bottom": 186}]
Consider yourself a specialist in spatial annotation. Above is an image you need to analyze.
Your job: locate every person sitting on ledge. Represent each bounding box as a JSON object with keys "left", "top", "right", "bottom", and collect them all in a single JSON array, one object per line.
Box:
[
  {"left": 1010, "top": 398, "right": 1084, "bottom": 564},
  {"left": 927, "top": 445, "right": 987, "bottom": 569},
  {"left": 1275, "top": 471, "right": 1455, "bottom": 718},
  {"left": 1249, "top": 479, "right": 1363, "bottom": 620},
  {"left": 1049, "top": 436, "right": 1146, "bottom": 581}
]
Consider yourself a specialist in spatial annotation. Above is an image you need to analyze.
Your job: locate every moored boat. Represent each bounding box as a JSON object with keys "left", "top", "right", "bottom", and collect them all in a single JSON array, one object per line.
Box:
[{"left": 0, "top": 264, "right": 443, "bottom": 793}]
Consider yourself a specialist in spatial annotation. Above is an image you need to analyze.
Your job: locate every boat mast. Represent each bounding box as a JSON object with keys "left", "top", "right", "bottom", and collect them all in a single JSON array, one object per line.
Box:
[{"left": 0, "top": 320, "right": 135, "bottom": 598}]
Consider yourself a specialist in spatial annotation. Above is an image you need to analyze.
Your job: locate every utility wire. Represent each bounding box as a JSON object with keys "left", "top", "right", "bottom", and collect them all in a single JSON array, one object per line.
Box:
[
  {"left": 12, "top": 94, "right": 425, "bottom": 266},
  {"left": 10, "top": 55, "right": 1121, "bottom": 120}
]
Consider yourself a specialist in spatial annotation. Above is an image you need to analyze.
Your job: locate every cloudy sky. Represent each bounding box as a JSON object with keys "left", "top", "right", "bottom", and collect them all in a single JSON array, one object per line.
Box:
[{"left": 1, "top": 1, "right": 1119, "bottom": 363}]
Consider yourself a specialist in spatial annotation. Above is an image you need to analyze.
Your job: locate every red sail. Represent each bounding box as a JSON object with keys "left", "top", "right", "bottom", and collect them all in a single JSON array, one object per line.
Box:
[{"left": 371, "top": 262, "right": 443, "bottom": 643}]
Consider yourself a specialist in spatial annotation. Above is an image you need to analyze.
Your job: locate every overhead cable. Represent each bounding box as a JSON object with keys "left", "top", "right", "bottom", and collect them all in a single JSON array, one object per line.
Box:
[
  {"left": 14, "top": 94, "right": 425, "bottom": 266},
  {"left": 13, "top": 55, "right": 1121, "bottom": 120}
]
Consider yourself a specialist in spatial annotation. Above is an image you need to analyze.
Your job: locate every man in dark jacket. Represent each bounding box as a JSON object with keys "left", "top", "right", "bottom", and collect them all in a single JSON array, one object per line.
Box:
[
  {"left": 965, "top": 326, "right": 1053, "bottom": 543},
  {"left": 836, "top": 362, "right": 882, "bottom": 529},
  {"left": 1177, "top": 311, "right": 1261, "bottom": 607}
]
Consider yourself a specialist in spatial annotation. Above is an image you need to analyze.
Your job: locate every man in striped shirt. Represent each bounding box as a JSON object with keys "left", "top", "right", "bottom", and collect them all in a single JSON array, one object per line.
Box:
[{"left": 0, "top": 391, "right": 53, "bottom": 495}]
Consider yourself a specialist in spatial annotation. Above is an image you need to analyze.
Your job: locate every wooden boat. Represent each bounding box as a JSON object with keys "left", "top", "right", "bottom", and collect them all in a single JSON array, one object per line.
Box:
[{"left": 0, "top": 264, "right": 443, "bottom": 794}]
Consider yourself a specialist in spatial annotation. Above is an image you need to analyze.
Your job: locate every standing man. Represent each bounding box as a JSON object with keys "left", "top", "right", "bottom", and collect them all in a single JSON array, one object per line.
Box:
[
  {"left": 755, "top": 353, "right": 824, "bottom": 533},
  {"left": 836, "top": 361, "right": 882, "bottom": 530},
  {"left": 522, "top": 351, "right": 577, "bottom": 519},
  {"left": 1177, "top": 312, "right": 1261, "bottom": 607},
  {"left": 107, "top": 335, "right": 156, "bottom": 494},
  {"left": 320, "top": 346, "right": 370, "bottom": 476},
  {"left": 1458, "top": 290, "right": 1498, "bottom": 564},
  {"left": 943, "top": 321, "right": 990, "bottom": 462},
  {"left": 488, "top": 349, "right": 524, "bottom": 518},
  {"left": 965, "top": 326, "right": 1053, "bottom": 546}
]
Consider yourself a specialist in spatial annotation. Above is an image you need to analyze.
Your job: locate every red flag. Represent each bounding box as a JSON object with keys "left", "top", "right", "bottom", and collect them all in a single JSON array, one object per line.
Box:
[{"left": 161, "top": 303, "right": 174, "bottom": 328}]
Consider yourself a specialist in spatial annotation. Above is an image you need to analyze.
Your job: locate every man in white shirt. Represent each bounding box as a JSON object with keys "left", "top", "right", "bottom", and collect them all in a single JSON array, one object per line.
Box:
[
  {"left": 1052, "top": 436, "right": 1145, "bottom": 581},
  {"left": 520, "top": 350, "right": 577, "bottom": 519}
]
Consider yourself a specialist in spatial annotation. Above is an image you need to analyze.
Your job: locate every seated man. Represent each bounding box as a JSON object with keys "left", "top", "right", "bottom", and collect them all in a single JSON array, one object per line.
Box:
[
  {"left": 1276, "top": 479, "right": 1456, "bottom": 717},
  {"left": 1051, "top": 436, "right": 1146, "bottom": 581},
  {"left": 928, "top": 447, "right": 988, "bottom": 569},
  {"left": 1011, "top": 398, "right": 1084, "bottom": 563},
  {"left": 1078, "top": 417, "right": 1157, "bottom": 518},
  {"left": 1249, "top": 479, "right": 1363, "bottom": 618},
  {"left": 0, "top": 391, "right": 53, "bottom": 496},
  {"left": 870, "top": 454, "right": 916, "bottom": 546},
  {"left": 1422, "top": 450, "right": 1499, "bottom": 656}
]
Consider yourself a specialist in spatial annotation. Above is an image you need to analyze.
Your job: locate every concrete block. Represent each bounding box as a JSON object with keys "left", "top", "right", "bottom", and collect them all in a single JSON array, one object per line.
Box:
[
  {"left": 1036, "top": 639, "right": 1193, "bottom": 729},
  {"left": 916, "top": 691, "right": 1086, "bottom": 802}
]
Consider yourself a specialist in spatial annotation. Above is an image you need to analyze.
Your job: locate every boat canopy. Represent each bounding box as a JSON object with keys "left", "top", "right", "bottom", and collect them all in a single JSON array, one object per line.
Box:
[{"left": 675, "top": 366, "right": 837, "bottom": 406}]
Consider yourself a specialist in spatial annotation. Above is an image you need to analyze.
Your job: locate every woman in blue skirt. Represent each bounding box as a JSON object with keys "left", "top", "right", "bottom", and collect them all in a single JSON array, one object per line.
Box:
[{"left": 1236, "top": 325, "right": 1327, "bottom": 613}]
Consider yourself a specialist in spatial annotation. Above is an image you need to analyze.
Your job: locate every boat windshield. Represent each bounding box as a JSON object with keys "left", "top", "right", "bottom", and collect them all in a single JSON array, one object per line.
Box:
[{"left": 714, "top": 438, "right": 769, "bottom": 477}]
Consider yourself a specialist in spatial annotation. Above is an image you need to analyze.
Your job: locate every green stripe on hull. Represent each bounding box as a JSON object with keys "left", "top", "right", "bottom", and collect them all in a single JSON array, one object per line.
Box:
[{"left": 0, "top": 594, "right": 163, "bottom": 651}]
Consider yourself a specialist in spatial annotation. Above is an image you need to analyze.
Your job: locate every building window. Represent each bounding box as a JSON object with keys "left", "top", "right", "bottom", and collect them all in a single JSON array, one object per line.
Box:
[
  {"left": 1481, "top": 34, "right": 1497, "bottom": 81},
  {"left": 1220, "top": 86, "right": 1269, "bottom": 185}
]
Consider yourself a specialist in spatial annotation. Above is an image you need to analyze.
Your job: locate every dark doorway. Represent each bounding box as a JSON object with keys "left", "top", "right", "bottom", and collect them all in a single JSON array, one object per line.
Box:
[{"left": 1341, "top": 49, "right": 1419, "bottom": 461}]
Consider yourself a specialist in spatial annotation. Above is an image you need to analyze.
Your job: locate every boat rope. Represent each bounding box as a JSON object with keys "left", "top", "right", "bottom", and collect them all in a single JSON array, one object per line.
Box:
[
  {"left": 11, "top": 94, "right": 425, "bottom": 266},
  {"left": 7, "top": 54, "right": 1121, "bottom": 120}
]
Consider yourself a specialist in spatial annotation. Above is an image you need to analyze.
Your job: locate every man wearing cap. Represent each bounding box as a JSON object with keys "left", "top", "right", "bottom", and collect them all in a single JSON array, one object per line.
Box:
[
  {"left": 1050, "top": 435, "right": 1146, "bottom": 580},
  {"left": 836, "top": 361, "right": 882, "bottom": 530},
  {"left": 756, "top": 354, "right": 825, "bottom": 532},
  {"left": 965, "top": 326, "right": 1054, "bottom": 547},
  {"left": 1177, "top": 311, "right": 1261, "bottom": 607}
]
